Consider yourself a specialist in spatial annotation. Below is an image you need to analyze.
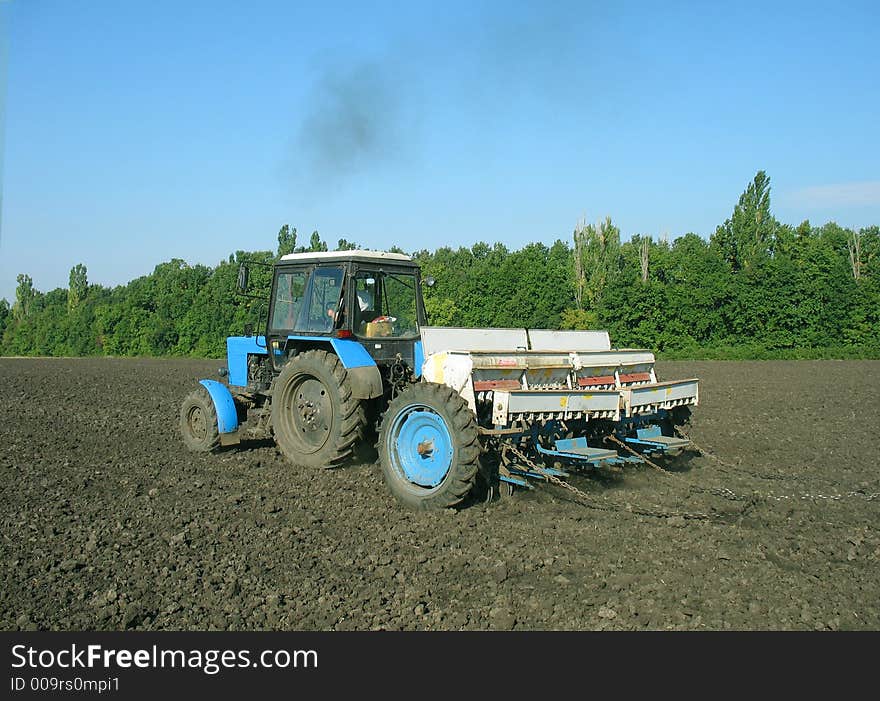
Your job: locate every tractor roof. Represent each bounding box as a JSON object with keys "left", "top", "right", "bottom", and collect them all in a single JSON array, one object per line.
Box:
[{"left": 278, "top": 250, "right": 414, "bottom": 265}]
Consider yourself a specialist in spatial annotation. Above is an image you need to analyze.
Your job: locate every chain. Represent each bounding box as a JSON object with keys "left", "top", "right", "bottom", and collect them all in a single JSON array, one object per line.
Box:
[
  {"left": 674, "top": 427, "right": 879, "bottom": 503},
  {"left": 673, "top": 427, "right": 740, "bottom": 471},
  {"left": 692, "top": 486, "right": 746, "bottom": 501},
  {"left": 503, "top": 443, "right": 713, "bottom": 522},
  {"left": 690, "top": 484, "right": 878, "bottom": 503},
  {"left": 498, "top": 429, "right": 878, "bottom": 520},
  {"left": 605, "top": 434, "right": 667, "bottom": 474},
  {"left": 504, "top": 444, "right": 609, "bottom": 505},
  {"left": 762, "top": 491, "right": 878, "bottom": 502}
]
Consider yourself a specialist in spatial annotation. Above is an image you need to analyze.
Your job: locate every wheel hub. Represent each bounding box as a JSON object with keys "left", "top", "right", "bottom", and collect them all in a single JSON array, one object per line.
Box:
[
  {"left": 297, "top": 398, "right": 320, "bottom": 428},
  {"left": 187, "top": 406, "right": 207, "bottom": 441},
  {"left": 288, "top": 377, "right": 332, "bottom": 450},
  {"left": 391, "top": 408, "right": 453, "bottom": 488}
]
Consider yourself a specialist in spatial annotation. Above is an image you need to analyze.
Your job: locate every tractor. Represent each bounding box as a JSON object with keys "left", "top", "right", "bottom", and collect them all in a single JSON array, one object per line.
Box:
[{"left": 180, "top": 250, "right": 699, "bottom": 510}]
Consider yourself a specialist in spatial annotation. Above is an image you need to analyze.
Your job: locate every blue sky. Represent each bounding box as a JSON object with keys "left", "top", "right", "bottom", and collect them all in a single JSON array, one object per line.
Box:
[{"left": 1, "top": 0, "right": 878, "bottom": 302}]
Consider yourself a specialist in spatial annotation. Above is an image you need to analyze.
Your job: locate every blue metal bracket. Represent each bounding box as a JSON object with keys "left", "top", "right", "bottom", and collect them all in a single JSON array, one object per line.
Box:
[
  {"left": 499, "top": 474, "right": 533, "bottom": 488},
  {"left": 622, "top": 437, "right": 665, "bottom": 450},
  {"left": 508, "top": 465, "right": 570, "bottom": 479},
  {"left": 638, "top": 425, "right": 662, "bottom": 439},
  {"left": 535, "top": 436, "right": 619, "bottom": 466},
  {"left": 623, "top": 425, "right": 691, "bottom": 454}
]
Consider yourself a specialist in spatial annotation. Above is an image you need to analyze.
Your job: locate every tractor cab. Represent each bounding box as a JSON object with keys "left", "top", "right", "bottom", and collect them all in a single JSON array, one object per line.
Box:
[{"left": 262, "top": 250, "right": 427, "bottom": 371}]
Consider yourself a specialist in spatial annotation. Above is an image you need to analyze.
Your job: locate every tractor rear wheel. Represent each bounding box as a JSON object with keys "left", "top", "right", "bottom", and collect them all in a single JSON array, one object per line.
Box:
[
  {"left": 180, "top": 386, "right": 221, "bottom": 453},
  {"left": 378, "top": 382, "right": 481, "bottom": 510},
  {"left": 271, "top": 350, "right": 366, "bottom": 468}
]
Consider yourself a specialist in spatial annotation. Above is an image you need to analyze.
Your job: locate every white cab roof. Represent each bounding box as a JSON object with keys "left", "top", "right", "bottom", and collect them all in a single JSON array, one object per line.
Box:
[{"left": 278, "top": 249, "right": 413, "bottom": 264}]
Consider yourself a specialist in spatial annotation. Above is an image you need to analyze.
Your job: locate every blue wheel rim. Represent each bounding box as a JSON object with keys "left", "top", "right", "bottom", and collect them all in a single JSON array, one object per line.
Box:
[{"left": 389, "top": 404, "right": 454, "bottom": 488}]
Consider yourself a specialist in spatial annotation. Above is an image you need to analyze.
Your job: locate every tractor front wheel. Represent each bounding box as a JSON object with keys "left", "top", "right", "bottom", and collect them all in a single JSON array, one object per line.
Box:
[
  {"left": 180, "top": 386, "right": 221, "bottom": 453},
  {"left": 271, "top": 350, "right": 365, "bottom": 468},
  {"left": 378, "top": 382, "right": 481, "bottom": 510}
]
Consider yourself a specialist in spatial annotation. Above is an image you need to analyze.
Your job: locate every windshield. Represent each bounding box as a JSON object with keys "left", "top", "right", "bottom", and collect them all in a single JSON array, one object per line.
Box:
[
  {"left": 270, "top": 266, "right": 344, "bottom": 333},
  {"left": 354, "top": 271, "right": 419, "bottom": 338}
]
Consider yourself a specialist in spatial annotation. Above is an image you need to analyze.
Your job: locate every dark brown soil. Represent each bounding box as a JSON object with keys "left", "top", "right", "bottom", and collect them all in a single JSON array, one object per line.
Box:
[{"left": 1, "top": 358, "right": 878, "bottom": 630}]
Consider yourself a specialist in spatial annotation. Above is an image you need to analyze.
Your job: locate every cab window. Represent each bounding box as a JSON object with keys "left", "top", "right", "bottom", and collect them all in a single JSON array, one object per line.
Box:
[
  {"left": 303, "top": 267, "right": 345, "bottom": 333},
  {"left": 270, "top": 271, "right": 307, "bottom": 330},
  {"left": 382, "top": 272, "right": 419, "bottom": 336},
  {"left": 354, "top": 270, "right": 419, "bottom": 338}
]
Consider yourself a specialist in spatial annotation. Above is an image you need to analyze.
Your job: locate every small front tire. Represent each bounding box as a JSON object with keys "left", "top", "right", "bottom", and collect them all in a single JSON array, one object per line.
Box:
[{"left": 180, "top": 386, "right": 221, "bottom": 453}]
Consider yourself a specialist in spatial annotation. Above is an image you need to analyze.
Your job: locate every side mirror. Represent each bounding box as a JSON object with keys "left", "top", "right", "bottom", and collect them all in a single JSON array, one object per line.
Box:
[
  {"left": 424, "top": 276, "right": 435, "bottom": 287},
  {"left": 237, "top": 263, "right": 249, "bottom": 292}
]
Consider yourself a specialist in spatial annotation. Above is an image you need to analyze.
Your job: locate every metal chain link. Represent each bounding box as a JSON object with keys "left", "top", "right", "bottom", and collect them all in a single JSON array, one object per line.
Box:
[
  {"left": 673, "top": 427, "right": 740, "bottom": 470},
  {"left": 503, "top": 443, "right": 714, "bottom": 522},
  {"left": 676, "top": 428, "right": 879, "bottom": 503},
  {"left": 501, "top": 429, "right": 878, "bottom": 521},
  {"left": 691, "top": 484, "right": 878, "bottom": 503},
  {"left": 605, "top": 434, "right": 667, "bottom": 474}
]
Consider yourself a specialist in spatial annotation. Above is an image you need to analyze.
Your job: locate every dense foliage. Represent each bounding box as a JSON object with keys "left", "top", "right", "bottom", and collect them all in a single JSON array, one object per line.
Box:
[{"left": 2, "top": 173, "right": 878, "bottom": 359}]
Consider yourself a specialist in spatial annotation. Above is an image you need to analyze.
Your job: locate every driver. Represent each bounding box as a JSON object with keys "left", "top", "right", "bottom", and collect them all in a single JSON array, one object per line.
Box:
[{"left": 327, "top": 286, "right": 373, "bottom": 323}]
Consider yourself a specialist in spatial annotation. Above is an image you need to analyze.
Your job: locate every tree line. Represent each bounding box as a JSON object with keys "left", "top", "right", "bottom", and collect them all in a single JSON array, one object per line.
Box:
[{"left": 2, "top": 172, "right": 878, "bottom": 359}]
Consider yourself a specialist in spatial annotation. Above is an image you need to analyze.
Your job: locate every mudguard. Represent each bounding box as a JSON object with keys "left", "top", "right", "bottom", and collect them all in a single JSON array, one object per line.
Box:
[
  {"left": 286, "top": 336, "right": 384, "bottom": 399},
  {"left": 198, "top": 379, "right": 239, "bottom": 434}
]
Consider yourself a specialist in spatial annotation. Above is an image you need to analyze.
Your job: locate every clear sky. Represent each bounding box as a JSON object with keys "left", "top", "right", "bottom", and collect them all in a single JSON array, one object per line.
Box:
[{"left": 1, "top": 0, "right": 878, "bottom": 302}]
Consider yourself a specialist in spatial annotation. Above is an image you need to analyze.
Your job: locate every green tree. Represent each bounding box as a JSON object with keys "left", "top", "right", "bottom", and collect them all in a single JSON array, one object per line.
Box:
[
  {"left": 560, "top": 307, "right": 596, "bottom": 330},
  {"left": 68, "top": 263, "right": 88, "bottom": 312},
  {"left": 336, "top": 238, "right": 359, "bottom": 251},
  {"left": 0, "top": 299, "right": 9, "bottom": 338},
  {"left": 277, "top": 224, "right": 297, "bottom": 257},
  {"left": 573, "top": 216, "right": 620, "bottom": 311},
  {"left": 13, "top": 274, "right": 37, "bottom": 321},
  {"left": 711, "top": 170, "right": 777, "bottom": 271},
  {"left": 308, "top": 230, "right": 328, "bottom": 252}
]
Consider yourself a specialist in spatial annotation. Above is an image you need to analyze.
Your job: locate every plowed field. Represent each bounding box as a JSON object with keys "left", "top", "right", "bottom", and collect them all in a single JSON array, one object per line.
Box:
[{"left": 2, "top": 358, "right": 878, "bottom": 630}]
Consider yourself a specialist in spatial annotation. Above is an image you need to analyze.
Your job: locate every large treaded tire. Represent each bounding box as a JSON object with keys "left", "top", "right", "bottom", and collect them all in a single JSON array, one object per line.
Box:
[
  {"left": 271, "top": 350, "right": 366, "bottom": 468},
  {"left": 180, "top": 386, "right": 221, "bottom": 453},
  {"left": 378, "top": 382, "right": 480, "bottom": 510}
]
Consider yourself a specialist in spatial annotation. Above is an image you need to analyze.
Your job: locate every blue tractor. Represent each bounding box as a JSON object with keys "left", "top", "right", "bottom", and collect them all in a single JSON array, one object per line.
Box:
[{"left": 180, "top": 250, "right": 699, "bottom": 510}]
